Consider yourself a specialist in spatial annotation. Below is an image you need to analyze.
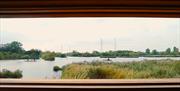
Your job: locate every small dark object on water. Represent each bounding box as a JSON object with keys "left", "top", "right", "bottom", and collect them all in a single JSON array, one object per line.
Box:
[
  {"left": 53, "top": 66, "right": 62, "bottom": 72},
  {"left": 107, "top": 58, "right": 112, "bottom": 61}
]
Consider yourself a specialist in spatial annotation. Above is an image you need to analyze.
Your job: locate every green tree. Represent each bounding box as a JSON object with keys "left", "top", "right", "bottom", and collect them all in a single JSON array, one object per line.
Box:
[
  {"left": 5, "top": 41, "right": 24, "bottom": 53},
  {"left": 70, "top": 50, "right": 81, "bottom": 56},
  {"left": 173, "top": 46, "right": 179, "bottom": 55},
  {"left": 26, "top": 49, "right": 41, "bottom": 59},
  {"left": 145, "top": 48, "right": 150, "bottom": 54},
  {"left": 56, "top": 52, "right": 67, "bottom": 58},
  {"left": 152, "top": 49, "right": 158, "bottom": 55},
  {"left": 165, "top": 48, "right": 171, "bottom": 55},
  {"left": 92, "top": 51, "right": 100, "bottom": 56},
  {"left": 41, "top": 51, "right": 56, "bottom": 61}
]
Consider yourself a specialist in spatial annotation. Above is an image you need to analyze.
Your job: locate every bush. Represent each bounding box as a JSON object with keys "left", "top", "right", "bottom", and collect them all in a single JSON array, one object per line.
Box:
[
  {"left": 59, "top": 54, "right": 66, "bottom": 58},
  {"left": 0, "top": 69, "right": 23, "bottom": 78},
  {"left": 41, "top": 51, "right": 56, "bottom": 61},
  {"left": 56, "top": 53, "right": 67, "bottom": 58},
  {"left": 53, "top": 66, "right": 62, "bottom": 72}
]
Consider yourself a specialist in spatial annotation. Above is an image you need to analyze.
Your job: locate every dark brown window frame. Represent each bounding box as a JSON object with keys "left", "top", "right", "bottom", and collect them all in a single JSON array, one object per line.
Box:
[
  {"left": 0, "top": 0, "right": 180, "bottom": 17},
  {"left": 0, "top": 0, "right": 180, "bottom": 91}
]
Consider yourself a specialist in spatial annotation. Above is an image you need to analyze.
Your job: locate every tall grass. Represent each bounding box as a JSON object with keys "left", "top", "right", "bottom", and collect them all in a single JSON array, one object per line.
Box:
[{"left": 61, "top": 60, "right": 180, "bottom": 79}]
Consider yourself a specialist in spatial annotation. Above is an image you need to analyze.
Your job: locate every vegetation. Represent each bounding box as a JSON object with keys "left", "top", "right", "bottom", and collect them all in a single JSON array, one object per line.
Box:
[
  {"left": 0, "top": 41, "right": 66, "bottom": 61},
  {"left": 0, "top": 69, "right": 23, "bottom": 78},
  {"left": 0, "top": 41, "right": 179, "bottom": 60},
  {"left": 61, "top": 60, "right": 180, "bottom": 79},
  {"left": 53, "top": 66, "right": 62, "bottom": 72},
  {"left": 66, "top": 47, "right": 180, "bottom": 58},
  {"left": 0, "top": 41, "right": 41, "bottom": 60},
  {"left": 56, "top": 53, "right": 67, "bottom": 58},
  {"left": 41, "top": 51, "right": 67, "bottom": 61},
  {"left": 41, "top": 51, "right": 56, "bottom": 61},
  {"left": 25, "top": 49, "right": 41, "bottom": 60}
]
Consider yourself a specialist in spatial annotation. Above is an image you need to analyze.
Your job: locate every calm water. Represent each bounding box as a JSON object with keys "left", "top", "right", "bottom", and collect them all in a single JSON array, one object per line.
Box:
[{"left": 0, "top": 57, "right": 180, "bottom": 79}]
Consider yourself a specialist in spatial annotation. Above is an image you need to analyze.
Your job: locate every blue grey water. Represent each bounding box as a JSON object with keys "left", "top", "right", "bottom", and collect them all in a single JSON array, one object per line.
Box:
[{"left": 0, "top": 57, "right": 180, "bottom": 79}]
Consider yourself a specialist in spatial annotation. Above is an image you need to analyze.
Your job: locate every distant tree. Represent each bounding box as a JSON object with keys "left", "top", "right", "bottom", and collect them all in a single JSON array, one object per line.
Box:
[
  {"left": 26, "top": 49, "right": 41, "bottom": 59},
  {"left": 60, "top": 54, "right": 66, "bottom": 58},
  {"left": 41, "top": 51, "right": 56, "bottom": 61},
  {"left": 173, "top": 46, "right": 179, "bottom": 55},
  {"left": 70, "top": 50, "right": 81, "bottom": 56},
  {"left": 92, "top": 51, "right": 100, "bottom": 56},
  {"left": 145, "top": 48, "right": 150, "bottom": 54},
  {"left": 82, "top": 52, "right": 92, "bottom": 57},
  {"left": 165, "top": 48, "right": 171, "bottom": 55},
  {"left": 101, "top": 52, "right": 110, "bottom": 57},
  {"left": 152, "top": 49, "right": 158, "bottom": 55},
  {"left": 56, "top": 52, "right": 67, "bottom": 58},
  {"left": 4, "top": 41, "right": 24, "bottom": 53},
  {"left": 0, "top": 41, "right": 42, "bottom": 60}
]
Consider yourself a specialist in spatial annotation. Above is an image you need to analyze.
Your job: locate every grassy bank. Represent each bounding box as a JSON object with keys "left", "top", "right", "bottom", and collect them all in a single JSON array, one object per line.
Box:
[
  {"left": 0, "top": 69, "right": 23, "bottom": 78},
  {"left": 61, "top": 60, "right": 180, "bottom": 79}
]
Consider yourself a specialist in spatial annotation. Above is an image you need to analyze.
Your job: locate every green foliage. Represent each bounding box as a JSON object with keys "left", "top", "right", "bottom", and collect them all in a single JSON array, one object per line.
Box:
[
  {"left": 166, "top": 48, "right": 171, "bottom": 54},
  {"left": 173, "top": 46, "right": 179, "bottom": 56},
  {"left": 0, "top": 41, "right": 24, "bottom": 53},
  {"left": 0, "top": 69, "right": 23, "bottom": 78},
  {"left": 0, "top": 41, "right": 67, "bottom": 60},
  {"left": 152, "top": 49, "right": 158, "bottom": 55},
  {"left": 41, "top": 51, "right": 67, "bottom": 61},
  {"left": 67, "top": 50, "right": 83, "bottom": 57},
  {"left": 67, "top": 50, "right": 145, "bottom": 58},
  {"left": 56, "top": 53, "right": 67, "bottom": 58},
  {"left": 0, "top": 41, "right": 41, "bottom": 60},
  {"left": 25, "top": 49, "right": 41, "bottom": 59},
  {"left": 41, "top": 51, "right": 56, "bottom": 61},
  {"left": 53, "top": 66, "right": 62, "bottom": 72},
  {"left": 0, "top": 41, "right": 25, "bottom": 60},
  {"left": 145, "top": 48, "right": 150, "bottom": 54},
  {"left": 66, "top": 47, "right": 180, "bottom": 57},
  {"left": 1, "top": 41, "right": 180, "bottom": 60},
  {"left": 0, "top": 52, "right": 24, "bottom": 60},
  {"left": 0, "top": 41, "right": 180, "bottom": 61},
  {"left": 61, "top": 60, "right": 180, "bottom": 79},
  {"left": 92, "top": 51, "right": 101, "bottom": 56}
]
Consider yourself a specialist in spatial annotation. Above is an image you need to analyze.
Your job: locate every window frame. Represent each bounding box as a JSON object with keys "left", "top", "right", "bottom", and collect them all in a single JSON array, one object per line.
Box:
[
  {"left": 0, "top": 0, "right": 180, "bottom": 18},
  {"left": 0, "top": 0, "right": 180, "bottom": 90},
  {"left": 1, "top": 79, "right": 180, "bottom": 89}
]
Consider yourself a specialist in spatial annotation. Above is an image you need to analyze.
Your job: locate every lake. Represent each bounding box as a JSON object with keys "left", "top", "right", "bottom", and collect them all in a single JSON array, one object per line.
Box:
[{"left": 0, "top": 57, "right": 180, "bottom": 79}]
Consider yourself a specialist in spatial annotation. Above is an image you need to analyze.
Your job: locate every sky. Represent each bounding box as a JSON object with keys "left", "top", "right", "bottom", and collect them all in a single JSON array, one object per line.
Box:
[{"left": 0, "top": 18, "right": 180, "bottom": 52}]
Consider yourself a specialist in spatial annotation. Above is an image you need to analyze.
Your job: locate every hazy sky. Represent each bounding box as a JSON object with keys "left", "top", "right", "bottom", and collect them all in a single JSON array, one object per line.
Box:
[{"left": 0, "top": 18, "right": 180, "bottom": 52}]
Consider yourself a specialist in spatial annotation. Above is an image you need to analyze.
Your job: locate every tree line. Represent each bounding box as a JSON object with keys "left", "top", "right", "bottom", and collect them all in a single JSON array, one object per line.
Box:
[
  {"left": 145, "top": 47, "right": 180, "bottom": 57},
  {"left": 67, "top": 47, "right": 180, "bottom": 58},
  {"left": 0, "top": 41, "right": 180, "bottom": 60},
  {"left": 0, "top": 41, "right": 66, "bottom": 60},
  {"left": 0, "top": 41, "right": 41, "bottom": 60}
]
